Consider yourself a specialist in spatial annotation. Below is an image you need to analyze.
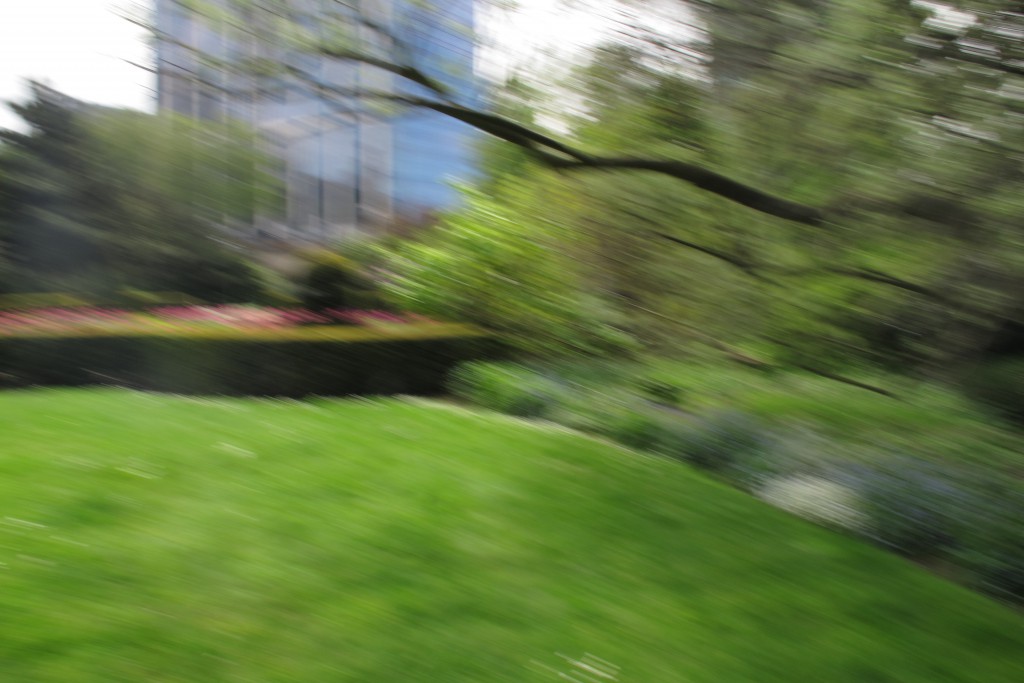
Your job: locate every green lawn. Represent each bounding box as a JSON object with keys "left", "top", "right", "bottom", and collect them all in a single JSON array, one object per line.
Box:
[{"left": 1, "top": 390, "right": 1022, "bottom": 682}]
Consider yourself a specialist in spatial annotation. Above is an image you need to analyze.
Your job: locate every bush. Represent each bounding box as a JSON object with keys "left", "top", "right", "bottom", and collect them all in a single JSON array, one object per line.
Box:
[
  {"left": 961, "top": 357, "right": 1024, "bottom": 425},
  {"left": 635, "top": 377, "right": 684, "bottom": 406},
  {"left": 448, "top": 362, "right": 563, "bottom": 418},
  {"left": 603, "top": 404, "right": 674, "bottom": 451},
  {"left": 839, "top": 457, "right": 972, "bottom": 559},
  {"left": 543, "top": 388, "right": 635, "bottom": 435},
  {"left": 953, "top": 489, "right": 1024, "bottom": 602},
  {"left": 0, "top": 326, "right": 499, "bottom": 397},
  {"left": 145, "top": 249, "right": 269, "bottom": 305},
  {"left": 300, "top": 252, "right": 376, "bottom": 312},
  {"left": 0, "top": 291, "right": 203, "bottom": 311},
  {"left": 0, "top": 292, "right": 93, "bottom": 309},
  {"left": 656, "top": 410, "right": 772, "bottom": 474},
  {"left": 113, "top": 290, "right": 201, "bottom": 308}
]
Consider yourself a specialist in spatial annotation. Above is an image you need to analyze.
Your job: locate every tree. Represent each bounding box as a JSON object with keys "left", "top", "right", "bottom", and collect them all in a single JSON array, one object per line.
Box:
[
  {"left": 0, "top": 83, "right": 278, "bottom": 300},
  {"left": 153, "top": 0, "right": 1024, "bottom": 379},
  {"left": 147, "top": 0, "right": 822, "bottom": 223},
  {"left": 381, "top": 185, "right": 634, "bottom": 356}
]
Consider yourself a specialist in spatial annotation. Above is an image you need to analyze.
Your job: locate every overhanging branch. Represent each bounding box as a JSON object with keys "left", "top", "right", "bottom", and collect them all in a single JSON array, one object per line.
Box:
[{"left": 530, "top": 151, "right": 825, "bottom": 226}]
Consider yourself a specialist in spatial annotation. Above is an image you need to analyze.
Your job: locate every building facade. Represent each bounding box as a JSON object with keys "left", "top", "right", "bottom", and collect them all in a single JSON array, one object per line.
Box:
[{"left": 154, "top": 0, "right": 478, "bottom": 243}]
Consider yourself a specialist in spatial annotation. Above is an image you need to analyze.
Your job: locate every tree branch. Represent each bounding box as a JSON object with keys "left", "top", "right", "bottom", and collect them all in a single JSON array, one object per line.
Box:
[
  {"left": 144, "top": 4, "right": 828, "bottom": 227},
  {"left": 792, "top": 363, "right": 899, "bottom": 398},
  {"left": 651, "top": 230, "right": 764, "bottom": 279},
  {"left": 629, "top": 303, "right": 898, "bottom": 397},
  {"left": 823, "top": 266, "right": 948, "bottom": 301},
  {"left": 279, "top": 62, "right": 826, "bottom": 226},
  {"left": 316, "top": 48, "right": 452, "bottom": 99},
  {"left": 532, "top": 151, "right": 825, "bottom": 226}
]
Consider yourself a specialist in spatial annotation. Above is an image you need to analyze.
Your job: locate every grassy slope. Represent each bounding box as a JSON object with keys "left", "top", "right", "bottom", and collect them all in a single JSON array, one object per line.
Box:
[{"left": 0, "top": 390, "right": 1021, "bottom": 683}]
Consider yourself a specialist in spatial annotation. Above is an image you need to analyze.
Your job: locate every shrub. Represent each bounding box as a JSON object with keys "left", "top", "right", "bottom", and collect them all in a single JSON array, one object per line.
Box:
[
  {"left": 953, "top": 489, "right": 1024, "bottom": 602},
  {"left": 0, "top": 291, "right": 203, "bottom": 311},
  {"left": 839, "top": 457, "right": 972, "bottom": 559},
  {"left": 961, "top": 357, "right": 1024, "bottom": 425},
  {"left": 151, "top": 250, "right": 269, "bottom": 304},
  {"left": 656, "top": 410, "right": 772, "bottom": 474},
  {"left": 300, "top": 252, "right": 376, "bottom": 312},
  {"left": 0, "top": 326, "right": 499, "bottom": 397},
  {"left": 543, "top": 387, "right": 634, "bottom": 435},
  {"left": 603, "top": 405, "right": 673, "bottom": 451},
  {"left": 0, "top": 292, "right": 93, "bottom": 309},
  {"left": 113, "top": 290, "right": 201, "bottom": 308},
  {"left": 448, "top": 362, "right": 563, "bottom": 418},
  {"left": 635, "top": 377, "right": 684, "bottom": 406}
]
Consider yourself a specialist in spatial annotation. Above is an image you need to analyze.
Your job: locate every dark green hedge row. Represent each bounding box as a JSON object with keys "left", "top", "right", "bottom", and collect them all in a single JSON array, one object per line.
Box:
[
  {"left": 0, "top": 331, "right": 502, "bottom": 397},
  {"left": 0, "top": 291, "right": 201, "bottom": 310}
]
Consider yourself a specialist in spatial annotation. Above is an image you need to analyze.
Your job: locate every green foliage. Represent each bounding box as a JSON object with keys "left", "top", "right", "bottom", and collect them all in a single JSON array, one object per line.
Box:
[
  {"left": 635, "top": 377, "right": 684, "bottom": 406},
  {"left": 843, "top": 458, "right": 969, "bottom": 558},
  {"left": 111, "top": 290, "right": 201, "bottom": 308},
  {"left": 448, "top": 361, "right": 562, "bottom": 417},
  {"left": 82, "top": 107, "right": 279, "bottom": 226},
  {"left": 381, "top": 186, "right": 636, "bottom": 356},
  {"left": 475, "top": 76, "right": 545, "bottom": 191},
  {"left": 0, "top": 84, "right": 275, "bottom": 301},
  {"left": 0, "top": 292, "right": 93, "bottom": 309},
  {"left": 603, "top": 405, "right": 672, "bottom": 451},
  {"left": 0, "top": 326, "right": 497, "bottom": 397},
  {"left": 299, "top": 251, "right": 375, "bottom": 311},
  {"left": 448, "top": 358, "right": 1024, "bottom": 603},
  {"left": 0, "top": 291, "right": 206, "bottom": 310},
  {"left": 956, "top": 492, "right": 1024, "bottom": 602},
  {"left": 961, "top": 357, "right": 1024, "bottom": 425},
  {"left": 148, "top": 250, "right": 267, "bottom": 304},
  {"left": 656, "top": 410, "right": 772, "bottom": 474},
  {"left": 174, "top": 0, "right": 1023, "bottom": 381},
  {"left": 396, "top": 0, "right": 1024, "bottom": 382}
]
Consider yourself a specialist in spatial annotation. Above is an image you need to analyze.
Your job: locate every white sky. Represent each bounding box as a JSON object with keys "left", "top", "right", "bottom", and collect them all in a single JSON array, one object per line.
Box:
[
  {"left": 0, "top": 0, "right": 972, "bottom": 132},
  {"left": 0, "top": 0, "right": 612, "bottom": 131},
  {"left": 0, "top": 1, "right": 154, "bottom": 129},
  {"left": 477, "top": 0, "right": 613, "bottom": 78}
]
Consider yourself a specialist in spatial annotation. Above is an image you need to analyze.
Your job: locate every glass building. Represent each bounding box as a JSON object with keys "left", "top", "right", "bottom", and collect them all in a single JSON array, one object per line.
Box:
[{"left": 154, "top": 0, "right": 479, "bottom": 243}]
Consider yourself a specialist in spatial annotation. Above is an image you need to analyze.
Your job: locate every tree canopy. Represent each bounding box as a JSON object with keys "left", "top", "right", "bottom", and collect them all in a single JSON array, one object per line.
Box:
[
  {"left": 0, "top": 82, "right": 278, "bottom": 300},
  {"left": 151, "top": 0, "right": 1023, "bottom": 381}
]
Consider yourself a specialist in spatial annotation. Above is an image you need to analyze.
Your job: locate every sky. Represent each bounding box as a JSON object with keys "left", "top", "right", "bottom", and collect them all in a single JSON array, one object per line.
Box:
[
  {"left": 0, "top": 0, "right": 614, "bottom": 129},
  {"left": 0, "top": 1, "right": 154, "bottom": 130},
  {"left": 0, "top": 0, "right": 973, "bottom": 132},
  {"left": 0, "top": 0, "right": 617, "bottom": 131}
]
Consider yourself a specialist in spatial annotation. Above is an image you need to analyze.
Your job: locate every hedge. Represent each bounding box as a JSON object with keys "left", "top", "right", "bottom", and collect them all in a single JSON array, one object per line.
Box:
[
  {"left": 0, "top": 291, "right": 201, "bottom": 310},
  {"left": 0, "top": 325, "right": 501, "bottom": 397}
]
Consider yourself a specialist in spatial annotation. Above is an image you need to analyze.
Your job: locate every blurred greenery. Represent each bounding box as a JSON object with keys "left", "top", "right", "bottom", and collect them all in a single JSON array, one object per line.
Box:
[
  {"left": 0, "top": 83, "right": 277, "bottom": 302},
  {"left": 352, "top": 0, "right": 1024, "bottom": 412},
  {"left": 0, "top": 1, "right": 1021, "bottom": 666},
  {"left": 446, "top": 357, "right": 1024, "bottom": 601}
]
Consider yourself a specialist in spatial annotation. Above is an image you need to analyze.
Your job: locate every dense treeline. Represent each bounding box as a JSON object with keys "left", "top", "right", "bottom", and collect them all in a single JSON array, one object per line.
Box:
[
  {"left": 0, "top": 83, "right": 275, "bottom": 301},
  {"left": 362, "top": 0, "right": 1023, "bottom": 411}
]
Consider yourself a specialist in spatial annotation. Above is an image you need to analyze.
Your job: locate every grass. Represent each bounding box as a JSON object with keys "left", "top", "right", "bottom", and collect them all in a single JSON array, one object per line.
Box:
[{"left": 0, "top": 389, "right": 1022, "bottom": 682}]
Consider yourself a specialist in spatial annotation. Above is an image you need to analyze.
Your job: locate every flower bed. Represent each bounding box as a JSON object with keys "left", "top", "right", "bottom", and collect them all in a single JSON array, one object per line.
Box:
[{"left": 0, "top": 306, "right": 436, "bottom": 336}]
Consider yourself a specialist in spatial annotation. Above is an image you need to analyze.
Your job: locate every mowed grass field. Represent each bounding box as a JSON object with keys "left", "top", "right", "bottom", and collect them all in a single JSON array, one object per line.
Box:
[{"left": 0, "top": 389, "right": 1022, "bottom": 683}]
